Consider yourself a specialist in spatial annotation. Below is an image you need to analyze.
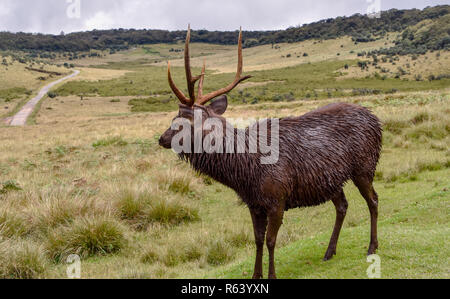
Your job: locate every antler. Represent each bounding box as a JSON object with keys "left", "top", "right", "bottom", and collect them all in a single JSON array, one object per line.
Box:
[
  {"left": 168, "top": 61, "right": 190, "bottom": 105},
  {"left": 167, "top": 26, "right": 251, "bottom": 107},
  {"left": 196, "top": 28, "right": 252, "bottom": 105}
]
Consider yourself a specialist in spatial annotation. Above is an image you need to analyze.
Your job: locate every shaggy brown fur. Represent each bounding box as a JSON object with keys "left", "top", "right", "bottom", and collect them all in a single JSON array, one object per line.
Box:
[{"left": 159, "top": 97, "right": 382, "bottom": 279}]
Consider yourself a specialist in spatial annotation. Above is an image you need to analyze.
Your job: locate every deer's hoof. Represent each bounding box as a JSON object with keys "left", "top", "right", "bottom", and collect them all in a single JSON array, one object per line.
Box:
[
  {"left": 323, "top": 249, "right": 336, "bottom": 261},
  {"left": 252, "top": 273, "right": 263, "bottom": 279},
  {"left": 367, "top": 243, "right": 379, "bottom": 255},
  {"left": 268, "top": 274, "right": 277, "bottom": 279}
]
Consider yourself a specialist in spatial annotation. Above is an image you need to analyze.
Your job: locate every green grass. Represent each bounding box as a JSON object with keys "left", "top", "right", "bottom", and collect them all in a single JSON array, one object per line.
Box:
[
  {"left": 205, "top": 170, "right": 449, "bottom": 279},
  {"left": 92, "top": 136, "right": 128, "bottom": 148},
  {"left": 0, "top": 39, "right": 449, "bottom": 278},
  {"left": 0, "top": 95, "right": 449, "bottom": 278},
  {"left": 54, "top": 58, "right": 450, "bottom": 110},
  {"left": 129, "top": 97, "right": 178, "bottom": 113},
  {"left": 115, "top": 188, "right": 199, "bottom": 230},
  {"left": 0, "top": 87, "right": 30, "bottom": 102}
]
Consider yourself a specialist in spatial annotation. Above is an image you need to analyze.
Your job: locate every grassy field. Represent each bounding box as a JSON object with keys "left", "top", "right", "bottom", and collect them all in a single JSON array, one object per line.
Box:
[
  {"left": 0, "top": 34, "right": 449, "bottom": 279},
  {"left": 0, "top": 56, "right": 69, "bottom": 119},
  {"left": 51, "top": 36, "right": 450, "bottom": 107},
  {"left": 0, "top": 89, "right": 448, "bottom": 278}
]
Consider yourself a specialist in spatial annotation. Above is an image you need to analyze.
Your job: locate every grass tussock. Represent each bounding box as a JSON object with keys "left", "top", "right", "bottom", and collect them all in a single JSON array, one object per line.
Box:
[
  {"left": 140, "top": 236, "right": 204, "bottom": 267},
  {"left": 225, "top": 227, "right": 253, "bottom": 248},
  {"left": 139, "top": 228, "right": 249, "bottom": 269},
  {"left": 0, "top": 240, "right": 47, "bottom": 279},
  {"left": 115, "top": 188, "right": 199, "bottom": 229},
  {"left": 24, "top": 189, "right": 105, "bottom": 234},
  {"left": 0, "top": 180, "right": 22, "bottom": 194},
  {"left": 147, "top": 197, "right": 199, "bottom": 225},
  {"left": 206, "top": 239, "right": 235, "bottom": 266},
  {"left": 46, "top": 217, "right": 126, "bottom": 263},
  {"left": 158, "top": 173, "right": 196, "bottom": 196},
  {"left": 140, "top": 247, "right": 159, "bottom": 265},
  {"left": 376, "top": 159, "right": 450, "bottom": 183},
  {"left": 0, "top": 210, "right": 30, "bottom": 238},
  {"left": 382, "top": 108, "right": 449, "bottom": 150}
]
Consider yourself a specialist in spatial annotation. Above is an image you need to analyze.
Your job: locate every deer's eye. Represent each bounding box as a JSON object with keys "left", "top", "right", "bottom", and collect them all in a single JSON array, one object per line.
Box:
[{"left": 172, "top": 117, "right": 193, "bottom": 129}]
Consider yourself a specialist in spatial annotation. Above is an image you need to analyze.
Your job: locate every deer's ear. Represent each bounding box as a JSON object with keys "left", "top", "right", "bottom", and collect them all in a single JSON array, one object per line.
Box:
[
  {"left": 179, "top": 104, "right": 194, "bottom": 120},
  {"left": 208, "top": 95, "right": 228, "bottom": 115}
]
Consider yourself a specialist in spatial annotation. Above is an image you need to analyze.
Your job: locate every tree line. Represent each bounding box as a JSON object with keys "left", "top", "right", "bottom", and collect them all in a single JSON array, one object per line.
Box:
[{"left": 0, "top": 5, "right": 448, "bottom": 54}]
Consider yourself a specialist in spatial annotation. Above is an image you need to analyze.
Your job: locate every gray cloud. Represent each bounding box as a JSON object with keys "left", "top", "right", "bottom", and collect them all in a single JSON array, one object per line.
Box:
[{"left": 0, "top": 0, "right": 448, "bottom": 34}]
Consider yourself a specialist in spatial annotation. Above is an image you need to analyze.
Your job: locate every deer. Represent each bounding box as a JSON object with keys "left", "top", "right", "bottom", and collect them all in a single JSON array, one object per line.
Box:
[{"left": 158, "top": 26, "right": 382, "bottom": 279}]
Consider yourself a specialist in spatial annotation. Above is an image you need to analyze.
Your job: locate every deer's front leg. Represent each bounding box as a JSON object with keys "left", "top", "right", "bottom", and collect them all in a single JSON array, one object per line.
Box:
[
  {"left": 249, "top": 208, "right": 267, "bottom": 279},
  {"left": 266, "top": 201, "right": 285, "bottom": 279}
]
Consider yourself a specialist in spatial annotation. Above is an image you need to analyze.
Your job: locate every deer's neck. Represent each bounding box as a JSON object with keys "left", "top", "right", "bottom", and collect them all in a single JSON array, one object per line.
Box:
[{"left": 181, "top": 127, "right": 258, "bottom": 191}]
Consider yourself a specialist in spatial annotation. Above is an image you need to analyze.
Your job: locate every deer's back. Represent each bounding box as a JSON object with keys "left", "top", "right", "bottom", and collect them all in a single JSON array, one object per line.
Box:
[{"left": 268, "top": 103, "right": 382, "bottom": 210}]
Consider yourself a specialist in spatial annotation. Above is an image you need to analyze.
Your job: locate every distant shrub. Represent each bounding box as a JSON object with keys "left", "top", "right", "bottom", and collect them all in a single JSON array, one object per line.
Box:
[
  {"left": 272, "top": 95, "right": 283, "bottom": 102},
  {"left": 47, "top": 91, "right": 58, "bottom": 98},
  {"left": 110, "top": 98, "right": 120, "bottom": 103}
]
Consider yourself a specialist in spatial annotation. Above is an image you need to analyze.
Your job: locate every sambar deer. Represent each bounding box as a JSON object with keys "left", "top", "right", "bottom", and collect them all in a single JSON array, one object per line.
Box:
[{"left": 159, "top": 26, "right": 382, "bottom": 279}]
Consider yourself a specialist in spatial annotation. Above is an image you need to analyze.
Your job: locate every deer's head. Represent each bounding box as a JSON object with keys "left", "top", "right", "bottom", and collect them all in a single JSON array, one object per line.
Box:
[{"left": 159, "top": 25, "right": 251, "bottom": 150}]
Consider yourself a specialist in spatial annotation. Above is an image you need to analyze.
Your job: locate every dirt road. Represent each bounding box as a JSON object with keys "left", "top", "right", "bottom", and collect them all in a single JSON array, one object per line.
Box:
[{"left": 9, "top": 70, "right": 80, "bottom": 126}]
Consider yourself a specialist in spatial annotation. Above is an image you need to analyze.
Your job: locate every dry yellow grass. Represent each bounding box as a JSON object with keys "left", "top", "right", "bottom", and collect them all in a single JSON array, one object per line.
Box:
[
  {"left": 64, "top": 43, "right": 235, "bottom": 67},
  {"left": 54, "top": 35, "right": 395, "bottom": 73},
  {"left": 0, "top": 88, "right": 448, "bottom": 278},
  {"left": 155, "top": 35, "right": 396, "bottom": 73},
  {"left": 0, "top": 31, "right": 448, "bottom": 278},
  {"left": 0, "top": 56, "right": 67, "bottom": 90},
  {"left": 0, "top": 56, "right": 70, "bottom": 118}
]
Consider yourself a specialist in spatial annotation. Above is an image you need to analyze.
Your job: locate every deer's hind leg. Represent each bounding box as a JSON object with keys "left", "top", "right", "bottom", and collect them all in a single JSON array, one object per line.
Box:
[{"left": 324, "top": 189, "right": 348, "bottom": 261}]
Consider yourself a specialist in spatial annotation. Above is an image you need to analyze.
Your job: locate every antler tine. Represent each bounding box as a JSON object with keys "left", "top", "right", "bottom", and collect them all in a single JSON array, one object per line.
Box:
[
  {"left": 197, "top": 59, "right": 206, "bottom": 99},
  {"left": 196, "top": 27, "right": 252, "bottom": 106},
  {"left": 168, "top": 61, "right": 190, "bottom": 105},
  {"left": 167, "top": 25, "right": 201, "bottom": 106},
  {"left": 184, "top": 24, "right": 198, "bottom": 105}
]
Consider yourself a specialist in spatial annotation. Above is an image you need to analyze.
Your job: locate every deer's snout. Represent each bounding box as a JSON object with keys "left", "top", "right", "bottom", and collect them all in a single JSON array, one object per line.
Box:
[{"left": 159, "top": 131, "right": 173, "bottom": 149}]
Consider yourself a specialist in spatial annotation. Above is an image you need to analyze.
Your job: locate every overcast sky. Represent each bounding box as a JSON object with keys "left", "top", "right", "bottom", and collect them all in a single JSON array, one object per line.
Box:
[{"left": 0, "top": 0, "right": 448, "bottom": 34}]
